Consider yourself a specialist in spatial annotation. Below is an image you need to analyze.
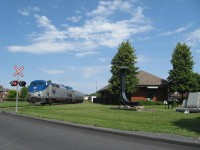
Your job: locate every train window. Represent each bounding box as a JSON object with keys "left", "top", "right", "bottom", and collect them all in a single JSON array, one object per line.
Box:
[
  {"left": 31, "top": 83, "right": 37, "bottom": 86},
  {"left": 31, "top": 81, "right": 46, "bottom": 87},
  {"left": 48, "top": 83, "right": 59, "bottom": 88}
]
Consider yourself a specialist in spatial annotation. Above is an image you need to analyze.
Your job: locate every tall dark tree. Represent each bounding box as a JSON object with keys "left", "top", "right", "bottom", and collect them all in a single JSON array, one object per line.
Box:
[
  {"left": 109, "top": 41, "right": 139, "bottom": 95},
  {"left": 167, "top": 42, "right": 195, "bottom": 100},
  {"left": 193, "top": 72, "right": 200, "bottom": 92}
]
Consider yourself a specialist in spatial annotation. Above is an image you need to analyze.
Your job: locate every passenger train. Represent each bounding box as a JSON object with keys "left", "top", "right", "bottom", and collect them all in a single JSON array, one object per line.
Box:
[{"left": 28, "top": 80, "right": 84, "bottom": 105}]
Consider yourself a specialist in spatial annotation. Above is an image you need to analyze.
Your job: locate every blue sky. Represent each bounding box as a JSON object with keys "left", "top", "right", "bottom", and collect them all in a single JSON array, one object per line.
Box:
[{"left": 1, "top": 0, "right": 200, "bottom": 94}]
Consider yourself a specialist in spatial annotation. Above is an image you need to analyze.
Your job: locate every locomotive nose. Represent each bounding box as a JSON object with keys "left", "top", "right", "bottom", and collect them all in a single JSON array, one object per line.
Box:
[{"left": 29, "top": 92, "right": 42, "bottom": 98}]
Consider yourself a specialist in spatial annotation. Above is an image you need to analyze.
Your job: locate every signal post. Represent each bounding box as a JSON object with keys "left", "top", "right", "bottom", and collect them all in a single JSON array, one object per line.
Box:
[
  {"left": 11, "top": 66, "right": 26, "bottom": 112},
  {"left": 16, "top": 75, "right": 19, "bottom": 112}
]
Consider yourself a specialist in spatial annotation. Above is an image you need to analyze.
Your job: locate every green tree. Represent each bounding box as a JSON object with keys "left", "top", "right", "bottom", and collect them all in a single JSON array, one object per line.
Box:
[
  {"left": 89, "top": 92, "right": 101, "bottom": 97},
  {"left": 20, "top": 87, "right": 28, "bottom": 99},
  {"left": 167, "top": 42, "right": 195, "bottom": 100},
  {"left": 193, "top": 72, "right": 200, "bottom": 91},
  {"left": 109, "top": 41, "right": 139, "bottom": 95},
  {"left": 8, "top": 90, "right": 17, "bottom": 98}
]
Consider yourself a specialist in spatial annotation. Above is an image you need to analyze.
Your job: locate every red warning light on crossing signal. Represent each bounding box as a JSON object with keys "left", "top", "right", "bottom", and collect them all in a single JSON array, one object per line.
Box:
[
  {"left": 10, "top": 80, "right": 18, "bottom": 86},
  {"left": 10, "top": 80, "right": 26, "bottom": 87}
]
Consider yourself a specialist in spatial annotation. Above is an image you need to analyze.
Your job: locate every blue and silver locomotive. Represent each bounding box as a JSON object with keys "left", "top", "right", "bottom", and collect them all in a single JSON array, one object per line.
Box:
[{"left": 28, "top": 80, "right": 84, "bottom": 105}]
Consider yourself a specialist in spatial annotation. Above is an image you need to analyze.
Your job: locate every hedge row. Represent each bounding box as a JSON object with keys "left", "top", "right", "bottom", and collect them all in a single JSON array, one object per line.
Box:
[
  {"left": 5, "top": 98, "right": 27, "bottom": 101},
  {"left": 136, "top": 100, "right": 163, "bottom": 106}
]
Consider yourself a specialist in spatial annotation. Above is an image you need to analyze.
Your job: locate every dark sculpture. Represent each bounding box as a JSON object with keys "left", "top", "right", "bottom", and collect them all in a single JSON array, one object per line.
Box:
[{"left": 119, "top": 67, "right": 139, "bottom": 107}]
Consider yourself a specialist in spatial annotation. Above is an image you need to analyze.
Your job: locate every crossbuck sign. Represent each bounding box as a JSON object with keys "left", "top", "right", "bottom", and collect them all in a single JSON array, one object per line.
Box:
[
  {"left": 13, "top": 65, "right": 24, "bottom": 112},
  {"left": 13, "top": 66, "right": 24, "bottom": 77}
]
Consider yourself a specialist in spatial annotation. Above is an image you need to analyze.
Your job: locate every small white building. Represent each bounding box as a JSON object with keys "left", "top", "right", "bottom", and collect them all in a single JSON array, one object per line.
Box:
[
  {"left": 84, "top": 95, "right": 97, "bottom": 102},
  {"left": 84, "top": 95, "right": 89, "bottom": 100},
  {"left": 90, "top": 96, "right": 97, "bottom": 103}
]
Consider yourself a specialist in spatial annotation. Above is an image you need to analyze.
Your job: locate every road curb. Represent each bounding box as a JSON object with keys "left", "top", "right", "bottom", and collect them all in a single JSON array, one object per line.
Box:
[{"left": 1, "top": 110, "right": 200, "bottom": 148}]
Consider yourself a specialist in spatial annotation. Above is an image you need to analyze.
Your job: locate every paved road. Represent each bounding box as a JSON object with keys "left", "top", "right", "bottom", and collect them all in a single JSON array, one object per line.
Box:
[{"left": 0, "top": 113, "right": 199, "bottom": 150}]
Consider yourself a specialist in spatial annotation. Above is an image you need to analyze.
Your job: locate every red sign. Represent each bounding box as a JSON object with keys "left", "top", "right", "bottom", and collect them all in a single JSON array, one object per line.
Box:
[{"left": 13, "top": 66, "right": 24, "bottom": 77}]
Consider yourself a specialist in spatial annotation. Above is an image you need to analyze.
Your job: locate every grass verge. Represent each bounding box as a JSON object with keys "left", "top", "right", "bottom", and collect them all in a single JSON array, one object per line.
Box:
[
  {"left": 0, "top": 102, "right": 199, "bottom": 138},
  {"left": 0, "top": 101, "right": 29, "bottom": 107}
]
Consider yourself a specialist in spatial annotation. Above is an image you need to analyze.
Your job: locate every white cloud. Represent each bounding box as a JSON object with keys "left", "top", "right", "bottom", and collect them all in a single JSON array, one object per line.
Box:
[
  {"left": 70, "top": 65, "right": 110, "bottom": 78},
  {"left": 80, "top": 66, "right": 110, "bottom": 78},
  {"left": 195, "top": 50, "right": 200, "bottom": 53},
  {"left": 137, "top": 36, "right": 151, "bottom": 41},
  {"left": 157, "top": 24, "right": 192, "bottom": 37},
  {"left": 175, "top": 26, "right": 188, "bottom": 33},
  {"left": 67, "top": 16, "right": 82, "bottom": 23},
  {"left": 69, "top": 65, "right": 111, "bottom": 79},
  {"left": 33, "top": 15, "right": 67, "bottom": 42},
  {"left": 18, "top": 6, "right": 40, "bottom": 16},
  {"left": 40, "top": 69, "right": 65, "bottom": 74},
  {"left": 81, "top": 67, "right": 101, "bottom": 78},
  {"left": 69, "top": 66, "right": 77, "bottom": 71},
  {"left": 186, "top": 28, "right": 200, "bottom": 46},
  {"left": 8, "top": 0, "right": 152, "bottom": 54},
  {"left": 67, "top": 17, "right": 152, "bottom": 48},
  {"left": 98, "top": 57, "right": 109, "bottom": 62},
  {"left": 157, "top": 31, "right": 173, "bottom": 37},
  {"left": 7, "top": 42, "right": 72, "bottom": 54},
  {"left": 137, "top": 55, "right": 153, "bottom": 63},
  {"left": 75, "top": 51, "right": 100, "bottom": 57},
  {"left": 87, "top": 0, "right": 132, "bottom": 17},
  {"left": 131, "top": 6, "right": 149, "bottom": 24}
]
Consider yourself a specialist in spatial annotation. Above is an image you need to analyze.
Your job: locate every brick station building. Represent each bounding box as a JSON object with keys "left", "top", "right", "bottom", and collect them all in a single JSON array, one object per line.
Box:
[{"left": 98, "top": 70, "right": 169, "bottom": 102}]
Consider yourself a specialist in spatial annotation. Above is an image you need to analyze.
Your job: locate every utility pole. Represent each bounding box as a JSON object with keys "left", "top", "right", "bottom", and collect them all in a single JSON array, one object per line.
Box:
[{"left": 96, "top": 80, "right": 98, "bottom": 93}]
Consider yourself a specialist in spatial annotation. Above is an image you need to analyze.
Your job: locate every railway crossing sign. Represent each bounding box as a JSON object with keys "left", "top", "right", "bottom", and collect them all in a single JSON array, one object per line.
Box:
[
  {"left": 12, "top": 65, "right": 24, "bottom": 112},
  {"left": 13, "top": 66, "right": 24, "bottom": 77}
]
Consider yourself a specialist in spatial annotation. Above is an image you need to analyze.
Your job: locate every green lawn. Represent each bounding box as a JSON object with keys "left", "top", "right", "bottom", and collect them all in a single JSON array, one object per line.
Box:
[
  {"left": 0, "top": 101, "right": 29, "bottom": 107},
  {"left": 0, "top": 101, "right": 200, "bottom": 138}
]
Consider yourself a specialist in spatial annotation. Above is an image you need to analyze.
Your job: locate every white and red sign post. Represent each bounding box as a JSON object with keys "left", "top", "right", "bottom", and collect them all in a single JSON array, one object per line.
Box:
[{"left": 13, "top": 66, "right": 24, "bottom": 112}]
